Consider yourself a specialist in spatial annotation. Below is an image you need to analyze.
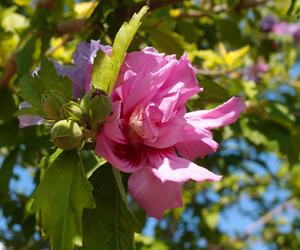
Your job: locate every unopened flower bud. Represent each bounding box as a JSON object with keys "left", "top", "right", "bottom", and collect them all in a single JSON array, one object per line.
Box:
[
  {"left": 42, "top": 94, "right": 66, "bottom": 120},
  {"left": 81, "top": 89, "right": 112, "bottom": 124},
  {"left": 60, "top": 101, "right": 83, "bottom": 121},
  {"left": 51, "top": 120, "right": 83, "bottom": 150}
]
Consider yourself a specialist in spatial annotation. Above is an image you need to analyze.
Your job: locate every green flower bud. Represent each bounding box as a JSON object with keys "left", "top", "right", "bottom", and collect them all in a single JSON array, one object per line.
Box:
[
  {"left": 51, "top": 120, "right": 83, "bottom": 150},
  {"left": 42, "top": 94, "right": 66, "bottom": 120},
  {"left": 81, "top": 89, "right": 112, "bottom": 124},
  {"left": 60, "top": 101, "right": 83, "bottom": 121}
]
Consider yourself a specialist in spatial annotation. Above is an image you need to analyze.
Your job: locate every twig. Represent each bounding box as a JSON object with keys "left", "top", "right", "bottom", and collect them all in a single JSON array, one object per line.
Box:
[{"left": 242, "top": 198, "right": 296, "bottom": 237}]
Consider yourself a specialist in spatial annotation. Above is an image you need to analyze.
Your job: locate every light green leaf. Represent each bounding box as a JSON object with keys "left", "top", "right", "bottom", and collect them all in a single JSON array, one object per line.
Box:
[
  {"left": 91, "top": 50, "right": 114, "bottom": 94},
  {"left": 92, "top": 6, "right": 148, "bottom": 94},
  {"left": 32, "top": 150, "right": 95, "bottom": 250},
  {"left": 82, "top": 163, "right": 138, "bottom": 250},
  {"left": 1, "top": 8, "right": 29, "bottom": 32}
]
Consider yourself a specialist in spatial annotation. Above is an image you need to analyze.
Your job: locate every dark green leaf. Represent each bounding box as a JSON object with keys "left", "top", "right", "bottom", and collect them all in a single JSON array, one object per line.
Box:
[
  {"left": 144, "top": 20, "right": 186, "bottom": 56},
  {"left": 287, "top": 0, "right": 297, "bottom": 16},
  {"left": 31, "top": 150, "right": 95, "bottom": 250},
  {"left": 82, "top": 164, "right": 138, "bottom": 250},
  {"left": 0, "top": 87, "right": 17, "bottom": 120},
  {"left": 0, "top": 148, "right": 18, "bottom": 201},
  {"left": 198, "top": 77, "right": 230, "bottom": 102},
  {"left": 0, "top": 120, "right": 21, "bottom": 147},
  {"left": 16, "top": 34, "right": 37, "bottom": 76}
]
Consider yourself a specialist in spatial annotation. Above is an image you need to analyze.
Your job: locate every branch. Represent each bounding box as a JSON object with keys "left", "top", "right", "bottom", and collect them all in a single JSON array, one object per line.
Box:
[
  {"left": 135, "top": 0, "right": 184, "bottom": 11},
  {"left": 175, "top": 0, "right": 268, "bottom": 19},
  {"left": 36, "top": 0, "right": 55, "bottom": 9},
  {"left": 56, "top": 19, "right": 89, "bottom": 35},
  {"left": 1, "top": 51, "right": 16, "bottom": 87},
  {"left": 234, "top": 0, "right": 269, "bottom": 11}
]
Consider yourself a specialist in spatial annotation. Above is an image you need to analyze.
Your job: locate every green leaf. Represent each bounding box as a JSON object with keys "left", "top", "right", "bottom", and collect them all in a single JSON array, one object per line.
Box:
[
  {"left": 16, "top": 34, "right": 37, "bottom": 76},
  {"left": 91, "top": 50, "right": 114, "bottom": 94},
  {"left": 39, "top": 57, "right": 73, "bottom": 99},
  {"left": 0, "top": 148, "right": 18, "bottom": 201},
  {"left": 287, "top": 0, "right": 297, "bottom": 16},
  {"left": 18, "top": 74, "right": 45, "bottom": 115},
  {"left": 82, "top": 164, "right": 138, "bottom": 250},
  {"left": 198, "top": 77, "right": 230, "bottom": 102},
  {"left": 0, "top": 120, "right": 21, "bottom": 147},
  {"left": 143, "top": 20, "right": 186, "bottom": 56},
  {"left": 32, "top": 150, "right": 95, "bottom": 250},
  {"left": 15, "top": 107, "right": 37, "bottom": 116},
  {"left": 1, "top": 7, "right": 29, "bottom": 32},
  {"left": 92, "top": 6, "right": 148, "bottom": 94},
  {"left": 0, "top": 87, "right": 17, "bottom": 120}
]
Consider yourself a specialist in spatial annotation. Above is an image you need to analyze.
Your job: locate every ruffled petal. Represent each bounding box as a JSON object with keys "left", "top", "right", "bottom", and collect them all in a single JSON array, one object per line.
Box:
[
  {"left": 102, "top": 101, "right": 127, "bottom": 144},
  {"left": 128, "top": 167, "right": 183, "bottom": 219},
  {"left": 151, "top": 153, "right": 222, "bottom": 183},
  {"left": 153, "top": 54, "right": 201, "bottom": 118},
  {"left": 184, "top": 97, "right": 246, "bottom": 130},
  {"left": 175, "top": 124, "right": 218, "bottom": 160},
  {"left": 175, "top": 137, "right": 219, "bottom": 160},
  {"left": 113, "top": 48, "right": 178, "bottom": 116}
]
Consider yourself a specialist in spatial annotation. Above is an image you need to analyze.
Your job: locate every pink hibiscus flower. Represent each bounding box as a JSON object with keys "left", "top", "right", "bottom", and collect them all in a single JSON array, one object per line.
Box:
[{"left": 96, "top": 47, "right": 246, "bottom": 219}]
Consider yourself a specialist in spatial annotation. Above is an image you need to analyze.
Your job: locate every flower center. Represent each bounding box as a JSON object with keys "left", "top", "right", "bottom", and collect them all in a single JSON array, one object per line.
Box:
[{"left": 127, "top": 105, "right": 159, "bottom": 144}]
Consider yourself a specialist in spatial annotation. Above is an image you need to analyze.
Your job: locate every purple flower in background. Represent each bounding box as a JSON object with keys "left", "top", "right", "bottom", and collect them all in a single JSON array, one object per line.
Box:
[
  {"left": 260, "top": 15, "right": 277, "bottom": 33},
  {"left": 244, "top": 62, "right": 269, "bottom": 82},
  {"left": 56, "top": 40, "right": 111, "bottom": 98},
  {"left": 273, "top": 22, "right": 300, "bottom": 43}
]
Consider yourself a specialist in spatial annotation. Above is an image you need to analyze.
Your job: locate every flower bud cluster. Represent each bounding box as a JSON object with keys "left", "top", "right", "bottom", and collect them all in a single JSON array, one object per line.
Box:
[{"left": 48, "top": 89, "right": 112, "bottom": 150}]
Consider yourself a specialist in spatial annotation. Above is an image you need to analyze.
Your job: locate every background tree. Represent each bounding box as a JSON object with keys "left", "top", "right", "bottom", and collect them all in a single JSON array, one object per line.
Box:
[{"left": 1, "top": 0, "right": 300, "bottom": 249}]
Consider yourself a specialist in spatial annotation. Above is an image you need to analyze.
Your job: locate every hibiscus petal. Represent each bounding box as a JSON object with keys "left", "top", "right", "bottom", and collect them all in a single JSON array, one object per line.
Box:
[
  {"left": 128, "top": 168, "right": 183, "bottom": 219},
  {"left": 152, "top": 153, "right": 222, "bottom": 183},
  {"left": 102, "top": 101, "right": 127, "bottom": 144},
  {"left": 144, "top": 109, "right": 186, "bottom": 148},
  {"left": 175, "top": 137, "right": 219, "bottom": 160},
  {"left": 184, "top": 97, "right": 246, "bottom": 130},
  {"left": 114, "top": 48, "right": 178, "bottom": 115},
  {"left": 153, "top": 54, "right": 201, "bottom": 116},
  {"left": 175, "top": 124, "right": 218, "bottom": 160}
]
